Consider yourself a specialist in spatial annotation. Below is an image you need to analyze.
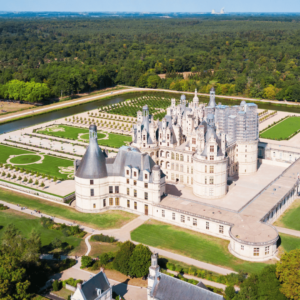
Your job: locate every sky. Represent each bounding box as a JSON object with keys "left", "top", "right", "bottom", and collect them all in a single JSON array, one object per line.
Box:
[{"left": 1, "top": 0, "right": 300, "bottom": 13}]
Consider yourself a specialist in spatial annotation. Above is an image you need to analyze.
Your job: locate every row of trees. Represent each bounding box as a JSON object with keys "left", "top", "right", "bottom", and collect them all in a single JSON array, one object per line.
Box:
[{"left": 0, "top": 80, "right": 50, "bottom": 102}]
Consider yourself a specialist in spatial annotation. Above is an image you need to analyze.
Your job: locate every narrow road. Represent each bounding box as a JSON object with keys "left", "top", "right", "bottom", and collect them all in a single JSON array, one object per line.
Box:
[
  {"left": 1, "top": 85, "right": 298, "bottom": 124},
  {"left": 275, "top": 226, "right": 300, "bottom": 238},
  {"left": 0, "top": 199, "right": 237, "bottom": 275}
]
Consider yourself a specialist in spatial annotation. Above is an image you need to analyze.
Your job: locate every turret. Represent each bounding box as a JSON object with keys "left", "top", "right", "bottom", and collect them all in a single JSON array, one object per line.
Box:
[
  {"left": 193, "top": 89, "right": 199, "bottom": 108},
  {"left": 152, "top": 165, "right": 162, "bottom": 204},
  {"left": 148, "top": 253, "right": 160, "bottom": 300}
]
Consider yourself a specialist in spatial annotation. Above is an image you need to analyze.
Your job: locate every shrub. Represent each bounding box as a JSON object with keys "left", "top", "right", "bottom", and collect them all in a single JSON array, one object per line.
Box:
[
  {"left": 113, "top": 241, "right": 135, "bottom": 275},
  {"left": 100, "top": 253, "right": 110, "bottom": 266},
  {"left": 91, "top": 234, "right": 116, "bottom": 243},
  {"left": 28, "top": 178, "right": 33, "bottom": 184},
  {"left": 225, "top": 286, "right": 236, "bottom": 300},
  {"left": 166, "top": 262, "right": 176, "bottom": 271},
  {"left": 81, "top": 256, "right": 93, "bottom": 268},
  {"left": 175, "top": 265, "right": 183, "bottom": 273},
  {"left": 90, "top": 260, "right": 102, "bottom": 271},
  {"left": 129, "top": 244, "right": 152, "bottom": 278},
  {"left": 52, "top": 280, "right": 61, "bottom": 291}
]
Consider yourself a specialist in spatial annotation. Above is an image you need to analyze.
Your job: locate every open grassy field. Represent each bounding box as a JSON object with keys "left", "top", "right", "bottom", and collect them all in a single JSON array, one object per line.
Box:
[
  {"left": 0, "top": 210, "right": 82, "bottom": 254},
  {"left": 260, "top": 116, "right": 300, "bottom": 140},
  {"left": 280, "top": 233, "right": 300, "bottom": 253},
  {"left": 0, "top": 144, "right": 74, "bottom": 179},
  {"left": 0, "top": 188, "right": 137, "bottom": 229},
  {"left": 37, "top": 124, "right": 131, "bottom": 148},
  {"left": 0, "top": 101, "right": 35, "bottom": 115},
  {"left": 274, "top": 198, "right": 300, "bottom": 230},
  {"left": 131, "top": 219, "right": 270, "bottom": 274},
  {"left": 89, "top": 241, "right": 120, "bottom": 258}
]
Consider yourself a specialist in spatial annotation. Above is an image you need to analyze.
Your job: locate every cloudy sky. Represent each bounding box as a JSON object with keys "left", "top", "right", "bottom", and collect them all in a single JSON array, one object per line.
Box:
[{"left": 1, "top": 0, "right": 299, "bottom": 13}]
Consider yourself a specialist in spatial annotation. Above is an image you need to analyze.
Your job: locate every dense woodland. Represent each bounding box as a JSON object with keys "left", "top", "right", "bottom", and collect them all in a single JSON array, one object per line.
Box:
[{"left": 1, "top": 16, "right": 300, "bottom": 102}]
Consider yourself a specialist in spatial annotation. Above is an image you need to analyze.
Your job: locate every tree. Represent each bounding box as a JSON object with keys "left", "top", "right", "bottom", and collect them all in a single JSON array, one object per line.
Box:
[
  {"left": 113, "top": 241, "right": 136, "bottom": 275},
  {"left": 52, "top": 280, "right": 61, "bottom": 291},
  {"left": 276, "top": 249, "right": 300, "bottom": 300},
  {"left": 100, "top": 253, "right": 109, "bottom": 266},
  {"left": 129, "top": 244, "right": 152, "bottom": 278},
  {"left": 51, "top": 238, "right": 62, "bottom": 249},
  {"left": 81, "top": 256, "right": 93, "bottom": 268},
  {"left": 263, "top": 85, "right": 277, "bottom": 99},
  {"left": 225, "top": 285, "right": 235, "bottom": 300}
]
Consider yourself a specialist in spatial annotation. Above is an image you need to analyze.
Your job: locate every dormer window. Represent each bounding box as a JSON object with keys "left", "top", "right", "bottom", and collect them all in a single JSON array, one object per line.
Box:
[
  {"left": 134, "top": 171, "right": 137, "bottom": 177},
  {"left": 143, "top": 135, "right": 146, "bottom": 141},
  {"left": 145, "top": 174, "right": 148, "bottom": 180},
  {"left": 210, "top": 146, "right": 214, "bottom": 152},
  {"left": 192, "top": 138, "right": 196, "bottom": 144},
  {"left": 167, "top": 134, "right": 170, "bottom": 139},
  {"left": 90, "top": 180, "right": 94, "bottom": 185},
  {"left": 210, "top": 156, "right": 214, "bottom": 161},
  {"left": 126, "top": 170, "right": 129, "bottom": 175}
]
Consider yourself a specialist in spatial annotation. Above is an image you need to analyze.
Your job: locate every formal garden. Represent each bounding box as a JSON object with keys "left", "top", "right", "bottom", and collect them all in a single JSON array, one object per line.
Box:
[
  {"left": 36, "top": 124, "right": 132, "bottom": 148},
  {"left": 0, "top": 144, "right": 74, "bottom": 180},
  {"left": 131, "top": 219, "right": 300, "bottom": 274},
  {"left": 260, "top": 116, "right": 300, "bottom": 140}
]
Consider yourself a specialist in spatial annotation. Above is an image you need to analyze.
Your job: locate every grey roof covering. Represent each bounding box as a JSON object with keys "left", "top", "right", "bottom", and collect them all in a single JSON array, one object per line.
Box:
[
  {"left": 106, "top": 146, "right": 164, "bottom": 181},
  {"left": 180, "top": 94, "right": 186, "bottom": 100},
  {"left": 81, "top": 271, "right": 110, "bottom": 300},
  {"left": 151, "top": 273, "right": 224, "bottom": 300},
  {"left": 76, "top": 125, "right": 107, "bottom": 179}
]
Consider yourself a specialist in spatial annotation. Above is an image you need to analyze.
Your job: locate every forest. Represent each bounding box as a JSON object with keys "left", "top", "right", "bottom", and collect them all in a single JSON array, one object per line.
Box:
[{"left": 0, "top": 15, "right": 300, "bottom": 102}]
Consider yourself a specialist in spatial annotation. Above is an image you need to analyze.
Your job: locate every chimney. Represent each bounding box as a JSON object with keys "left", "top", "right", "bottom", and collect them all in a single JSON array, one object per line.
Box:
[
  {"left": 141, "top": 153, "right": 145, "bottom": 171},
  {"left": 100, "top": 267, "right": 105, "bottom": 272}
]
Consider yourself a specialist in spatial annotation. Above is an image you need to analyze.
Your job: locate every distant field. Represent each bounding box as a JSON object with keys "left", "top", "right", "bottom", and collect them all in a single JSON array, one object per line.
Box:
[
  {"left": 280, "top": 233, "right": 300, "bottom": 253},
  {"left": 131, "top": 220, "right": 269, "bottom": 274},
  {"left": 0, "top": 101, "right": 35, "bottom": 115},
  {"left": 37, "top": 125, "right": 131, "bottom": 148},
  {"left": 260, "top": 116, "right": 300, "bottom": 140},
  {"left": 0, "top": 144, "right": 74, "bottom": 179}
]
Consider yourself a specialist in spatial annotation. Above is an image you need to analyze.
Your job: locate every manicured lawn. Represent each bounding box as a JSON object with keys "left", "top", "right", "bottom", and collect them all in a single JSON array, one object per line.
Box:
[
  {"left": 98, "top": 133, "right": 132, "bottom": 148},
  {"left": 37, "top": 124, "right": 131, "bottom": 148},
  {"left": 0, "top": 144, "right": 33, "bottom": 163},
  {"left": 280, "top": 233, "right": 300, "bottom": 253},
  {"left": 274, "top": 199, "right": 300, "bottom": 230},
  {"left": 0, "top": 188, "right": 137, "bottom": 230},
  {"left": 89, "top": 241, "right": 120, "bottom": 258},
  {"left": 0, "top": 144, "right": 74, "bottom": 179},
  {"left": 260, "top": 116, "right": 300, "bottom": 140},
  {"left": 131, "top": 220, "right": 269, "bottom": 274},
  {"left": 0, "top": 210, "right": 81, "bottom": 253}
]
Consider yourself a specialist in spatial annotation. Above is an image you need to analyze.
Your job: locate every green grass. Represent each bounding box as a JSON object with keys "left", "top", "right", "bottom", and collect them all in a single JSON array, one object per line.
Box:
[
  {"left": 275, "top": 199, "right": 300, "bottom": 231},
  {"left": 0, "top": 144, "right": 74, "bottom": 179},
  {"left": 37, "top": 125, "right": 131, "bottom": 148},
  {"left": 131, "top": 220, "right": 269, "bottom": 274},
  {"left": 260, "top": 116, "right": 300, "bottom": 140},
  {"left": 280, "top": 233, "right": 300, "bottom": 252},
  {"left": 10, "top": 154, "right": 42, "bottom": 164},
  {"left": 0, "top": 144, "right": 33, "bottom": 163},
  {"left": 0, "top": 210, "right": 81, "bottom": 252},
  {"left": 0, "top": 188, "right": 137, "bottom": 230},
  {"left": 98, "top": 132, "right": 132, "bottom": 148}
]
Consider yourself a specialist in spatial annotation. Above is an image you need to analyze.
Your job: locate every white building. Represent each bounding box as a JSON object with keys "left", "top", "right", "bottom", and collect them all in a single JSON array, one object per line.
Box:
[{"left": 132, "top": 88, "right": 259, "bottom": 199}]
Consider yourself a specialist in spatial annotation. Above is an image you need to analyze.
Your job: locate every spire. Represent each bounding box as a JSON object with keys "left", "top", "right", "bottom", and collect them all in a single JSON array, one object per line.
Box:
[
  {"left": 208, "top": 87, "right": 216, "bottom": 108},
  {"left": 193, "top": 89, "right": 199, "bottom": 103}
]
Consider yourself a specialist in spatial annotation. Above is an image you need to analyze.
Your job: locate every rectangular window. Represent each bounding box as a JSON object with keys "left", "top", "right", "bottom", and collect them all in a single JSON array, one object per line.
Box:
[
  {"left": 134, "top": 171, "right": 137, "bottom": 177},
  {"left": 126, "top": 170, "right": 129, "bottom": 175},
  {"left": 127, "top": 200, "right": 130, "bottom": 208},
  {"left": 176, "top": 164, "right": 179, "bottom": 171},
  {"left": 172, "top": 213, "right": 175, "bottom": 220},
  {"left": 162, "top": 210, "right": 165, "bottom": 217},
  {"left": 206, "top": 222, "right": 209, "bottom": 230},
  {"left": 171, "top": 163, "right": 174, "bottom": 170},
  {"left": 192, "top": 138, "right": 196, "bottom": 144},
  {"left": 93, "top": 203, "right": 96, "bottom": 208},
  {"left": 145, "top": 173, "right": 148, "bottom": 180},
  {"left": 209, "top": 177, "right": 214, "bottom": 185},
  {"left": 193, "top": 218, "right": 197, "bottom": 226},
  {"left": 181, "top": 215, "right": 185, "bottom": 223},
  {"left": 180, "top": 165, "right": 183, "bottom": 172},
  {"left": 254, "top": 248, "right": 260, "bottom": 256},
  {"left": 115, "top": 186, "right": 119, "bottom": 193},
  {"left": 144, "top": 192, "right": 148, "bottom": 200},
  {"left": 134, "top": 190, "right": 137, "bottom": 197},
  {"left": 187, "top": 217, "right": 190, "bottom": 221},
  {"left": 126, "top": 178, "right": 129, "bottom": 184},
  {"left": 171, "top": 173, "right": 175, "bottom": 180},
  {"left": 109, "top": 198, "right": 113, "bottom": 206},
  {"left": 219, "top": 225, "right": 224, "bottom": 234},
  {"left": 109, "top": 186, "right": 113, "bottom": 193},
  {"left": 90, "top": 189, "right": 94, "bottom": 197},
  {"left": 205, "top": 177, "right": 207, "bottom": 184},
  {"left": 265, "top": 246, "right": 270, "bottom": 255},
  {"left": 134, "top": 202, "right": 137, "bottom": 210},
  {"left": 210, "top": 156, "right": 214, "bottom": 161},
  {"left": 209, "top": 166, "right": 214, "bottom": 173},
  {"left": 103, "top": 199, "right": 106, "bottom": 207},
  {"left": 187, "top": 156, "right": 189, "bottom": 163},
  {"left": 205, "top": 165, "right": 207, "bottom": 173},
  {"left": 144, "top": 183, "right": 148, "bottom": 188},
  {"left": 191, "top": 167, "right": 193, "bottom": 174},
  {"left": 134, "top": 180, "right": 137, "bottom": 186},
  {"left": 187, "top": 167, "right": 189, "bottom": 173},
  {"left": 210, "top": 145, "right": 214, "bottom": 152},
  {"left": 90, "top": 179, "right": 94, "bottom": 185},
  {"left": 241, "top": 245, "right": 244, "bottom": 251},
  {"left": 115, "top": 198, "right": 119, "bottom": 206}
]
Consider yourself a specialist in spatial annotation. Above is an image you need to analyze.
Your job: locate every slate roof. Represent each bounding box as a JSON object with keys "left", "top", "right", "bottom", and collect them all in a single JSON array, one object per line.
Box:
[
  {"left": 81, "top": 271, "right": 111, "bottom": 300},
  {"left": 75, "top": 126, "right": 107, "bottom": 179},
  {"left": 151, "top": 273, "right": 225, "bottom": 300}
]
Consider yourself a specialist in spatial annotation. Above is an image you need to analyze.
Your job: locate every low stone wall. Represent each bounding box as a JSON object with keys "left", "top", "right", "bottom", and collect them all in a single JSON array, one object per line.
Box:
[{"left": 65, "top": 284, "right": 76, "bottom": 292}]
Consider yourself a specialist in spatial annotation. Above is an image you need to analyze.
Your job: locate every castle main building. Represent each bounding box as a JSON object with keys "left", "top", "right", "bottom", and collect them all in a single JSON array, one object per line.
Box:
[{"left": 132, "top": 88, "right": 259, "bottom": 199}]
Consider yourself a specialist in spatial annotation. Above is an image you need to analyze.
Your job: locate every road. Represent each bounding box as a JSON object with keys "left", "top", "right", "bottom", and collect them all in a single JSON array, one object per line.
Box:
[{"left": 1, "top": 86, "right": 299, "bottom": 124}]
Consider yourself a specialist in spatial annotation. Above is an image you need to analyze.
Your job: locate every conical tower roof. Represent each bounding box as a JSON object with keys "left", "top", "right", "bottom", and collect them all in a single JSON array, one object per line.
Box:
[{"left": 75, "top": 125, "right": 107, "bottom": 179}]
